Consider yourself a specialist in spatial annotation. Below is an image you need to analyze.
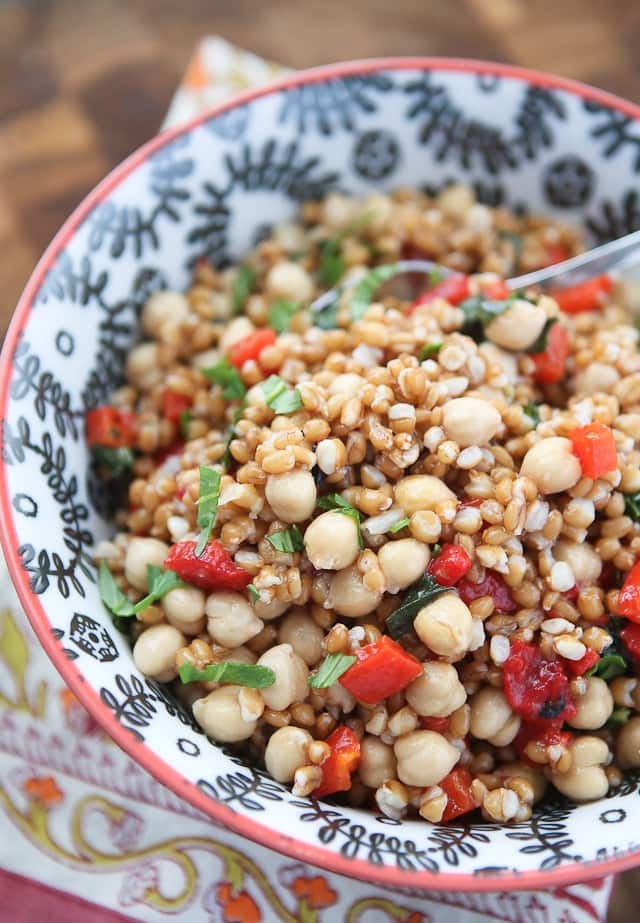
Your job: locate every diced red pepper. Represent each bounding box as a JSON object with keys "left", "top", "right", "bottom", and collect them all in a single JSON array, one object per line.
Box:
[
  {"left": 618, "top": 560, "right": 640, "bottom": 623},
  {"left": 457, "top": 572, "right": 516, "bottom": 612},
  {"left": 227, "top": 329, "right": 277, "bottom": 369},
  {"left": 562, "top": 648, "right": 599, "bottom": 676},
  {"left": 569, "top": 422, "right": 617, "bottom": 479},
  {"left": 154, "top": 440, "right": 186, "bottom": 467},
  {"left": 545, "top": 243, "right": 571, "bottom": 265},
  {"left": 86, "top": 406, "right": 138, "bottom": 448},
  {"left": 428, "top": 544, "right": 472, "bottom": 587},
  {"left": 409, "top": 273, "right": 470, "bottom": 313},
  {"left": 514, "top": 722, "right": 573, "bottom": 765},
  {"left": 439, "top": 767, "right": 477, "bottom": 823},
  {"left": 313, "top": 726, "right": 360, "bottom": 798},
  {"left": 529, "top": 322, "right": 570, "bottom": 385},
  {"left": 339, "top": 636, "right": 422, "bottom": 705},
  {"left": 164, "top": 540, "right": 251, "bottom": 592},
  {"left": 161, "top": 388, "right": 193, "bottom": 423},
  {"left": 477, "top": 277, "right": 511, "bottom": 300},
  {"left": 419, "top": 715, "right": 450, "bottom": 733},
  {"left": 620, "top": 622, "right": 640, "bottom": 660},
  {"left": 503, "top": 640, "right": 576, "bottom": 726},
  {"left": 553, "top": 274, "right": 614, "bottom": 314}
]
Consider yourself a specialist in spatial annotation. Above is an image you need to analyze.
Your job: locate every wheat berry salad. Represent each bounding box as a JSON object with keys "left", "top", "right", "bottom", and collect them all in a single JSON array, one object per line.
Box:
[{"left": 89, "top": 185, "right": 640, "bottom": 826}]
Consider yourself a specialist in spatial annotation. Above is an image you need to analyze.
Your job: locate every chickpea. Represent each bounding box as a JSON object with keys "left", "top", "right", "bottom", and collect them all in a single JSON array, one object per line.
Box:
[
  {"left": 304, "top": 511, "right": 360, "bottom": 570},
  {"left": 442, "top": 397, "right": 501, "bottom": 448},
  {"left": 520, "top": 438, "right": 581, "bottom": 495},
  {"left": 124, "top": 537, "right": 170, "bottom": 591},
  {"left": 405, "top": 661, "right": 467, "bottom": 717},
  {"left": 394, "top": 475, "right": 456, "bottom": 515},
  {"left": 142, "top": 290, "right": 189, "bottom": 336},
  {"left": 221, "top": 645, "right": 257, "bottom": 664},
  {"left": 553, "top": 540, "right": 602, "bottom": 585},
  {"left": 205, "top": 591, "right": 264, "bottom": 648},
  {"left": 257, "top": 644, "right": 309, "bottom": 711},
  {"left": 254, "top": 597, "right": 291, "bottom": 622},
  {"left": 377, "top": 539, "right": 429, "bottom": 593},
  {"left": 469, "top": 688, "right": 520, "bottom": 746},
  {"left": 413, "top": 593, "right": 473, "bottom": 661},
  {"left": 548, "top": 736, "right": 609, "bottom": 801},
  {"left": 266, "top": 260, "right": 313, "bottom": 302},
  {"left": 264, "top": 726, "right": 313, "bottom": 782},
  {"left": 265, "top": 470, "right": 317, "bottom": 523},
  {"left": 328, "top": 566, "right": 383, "bottom": 618},
  {"left": 616, "top": 716, "right": 640, "bottom": 768},
  {"left": 193, "top": 685, "right": 257, "bottom": 742},
  {"left": 394, "top": 730, "right": 460, "bottom": 787},
  {"left": 219, "top": 316, "right": 254, "bottom": 354},
  {"left": 485, "top": 299, "right": 547, "bottom": 351},
  {"left": 125, "top": 342, "right": 163, "bottom": 390},
  {"left": 162, "top": 585, "right": 206, "bottom": 635},
  {"left": 133, "top": 624, "right": 185, "bottom": 682},
  {"left": 278, "top": 609, "right": 324, "bottom": 666},
  {"left": 496, "top": 762, "right": 547, "bottom": 803},
  {"left": 568, "top": 676, "right": 614, "bottom": 730},
  {"left": 322, "top": 192, "right": 359, "bottom": 229},
  {"left": 574, "top": 363, "right": 620, "bottom": 395},
  {"left": 359, "top": 736, "right": 397, "bottom": 789}
]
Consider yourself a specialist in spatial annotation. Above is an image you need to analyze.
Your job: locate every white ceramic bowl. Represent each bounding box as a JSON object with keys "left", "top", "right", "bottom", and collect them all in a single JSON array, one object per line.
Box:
[{"left": 2, "top": 58, "right": 640, "bottom": 893}]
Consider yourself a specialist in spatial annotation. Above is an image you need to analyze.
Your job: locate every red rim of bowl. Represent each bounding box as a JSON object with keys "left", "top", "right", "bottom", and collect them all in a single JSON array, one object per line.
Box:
[{"left": 1, "top": 56, "right": 639, "bottom": 893}]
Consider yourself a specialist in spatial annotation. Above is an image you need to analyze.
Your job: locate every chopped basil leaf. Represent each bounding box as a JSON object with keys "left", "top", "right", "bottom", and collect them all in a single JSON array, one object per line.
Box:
[
  {"left": 497, "top": 229, "right": 524, "bottom": 269},
  {"left": 386, "top": 573, "right": 449, "bottom": 640},
  {"left": 586, "top": 652, "right": 628, "bottom": 682},
  {"left": 178, "top": 660, "right": 276, "bottom": 688},
  {"left": 99, "top": 561, "right": 135, "bottom": 617},
  {"left": 522, "top": 402, "right": 541, "bottom": 427},
  {"left": 419, "top": 342, "right": 442, "bottom": 361},
  {"left": 313, "top": 299, "right": 340, "bottom": 330},
  {"left": 624, "top": 491, "right": 640, "bottom": 522},
  {"left": 309, "top": 652, "right": 357, "bottom": 689},
  {"left": 179, "top": 410, "right": 192, "bottom": 440},
  {"left": 460, "top": 294, "right": 513, "bottom": 327},
  {"left": 232, "top": 265, "right": 256, "bottom": 315},
  {"left": 247, "top": 583, "right": 260, "bottom": 602},
  {"left": 268, "top": 298, "right": 300, "bottom": 333},
  {"left": 143, "top": 566, "right": 186, "bottom": 605},
  {"left": 99, "top": 562, "right": 185, "bottom": 619},
  {"left": 428, "top": 267, "right": 444, "bottom": 286},
  {"left": 349, "top": 263, "right": 403, "bottom": 322},
  {"left": 526, "top": 318, "right": 555, "bottom": 354},
  {"left": 202, "top": 358, "right": 247, "bottom": 401},
  {"left": 432, "top": 543, "right": 441, "bottom": 555},
  {"left": 318, "top": 237, "right": 345, "bottom": 287},
  {"left": 261, "top": 375, "right": 304, "bottom": 415},
  {"left": 389, "top": 517, "right": 410, "bottom": 534},
  {"left": 92, "top": 445, "right": 134, "bottom": 477},
  {"left": 195, "top": 466, "right": 222, "bottom": 556},
  {"left": 268, "top": 525, "right": 305, "bottom": 553},
  {"left": 317, "top": 493, "right": 364, "bottom": 550},
  {"left": 606, "top": 706, "right": 631, "bottom": 729}
]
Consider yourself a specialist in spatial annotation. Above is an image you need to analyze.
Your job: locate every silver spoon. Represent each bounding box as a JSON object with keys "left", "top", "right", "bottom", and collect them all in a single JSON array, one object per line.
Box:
[{"left": 310, "top": 228, "right": 640, "bottom": 314}]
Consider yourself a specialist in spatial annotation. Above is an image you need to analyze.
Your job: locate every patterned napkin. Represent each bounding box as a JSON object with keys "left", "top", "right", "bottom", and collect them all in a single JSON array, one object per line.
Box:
[{"left": 0, "top": 37, "right": 615, "bottom": 923}]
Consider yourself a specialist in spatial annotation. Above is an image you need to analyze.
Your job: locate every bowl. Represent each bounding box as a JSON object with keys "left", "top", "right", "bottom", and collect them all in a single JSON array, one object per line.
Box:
[{"left": 2, "top": 57, "right": 640, "bottom": 894}]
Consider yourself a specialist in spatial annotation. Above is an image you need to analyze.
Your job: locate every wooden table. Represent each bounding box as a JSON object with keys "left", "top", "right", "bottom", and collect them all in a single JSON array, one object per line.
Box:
[{"left": 0, "top": 1, "right": 638, "bottom": 918}]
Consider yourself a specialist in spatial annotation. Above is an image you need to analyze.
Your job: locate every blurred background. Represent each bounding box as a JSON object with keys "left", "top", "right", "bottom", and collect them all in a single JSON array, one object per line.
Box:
[{"left": 0, "top": 1, "right": 638, "bottom": 918}]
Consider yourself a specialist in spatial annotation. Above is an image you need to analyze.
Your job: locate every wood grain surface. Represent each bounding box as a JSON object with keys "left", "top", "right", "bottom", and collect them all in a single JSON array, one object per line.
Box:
[{"left": 0, "top": 1, "right": 638, "bottom": 918}]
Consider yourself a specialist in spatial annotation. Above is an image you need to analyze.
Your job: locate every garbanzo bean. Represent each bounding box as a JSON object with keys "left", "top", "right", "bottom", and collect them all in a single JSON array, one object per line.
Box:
[
  {"left": 328, "top": 565, "right": 383, "bottom": 618},
  {"left": 359, "top": 736, "right": 397, "bottom": 789},
  {"left": 304, "top": 510, "right": 360, "bottom": 570},
  {"left": 405, "top": 662, "right": 467, "bottom": 717},
  {"left": 394, "top": 475, "right": 457, "bottom": 515},
  {"left": 142, "top": 290, "right": 189, "bottom": 336},
  {"left": 265, "top": 726, "right": 313, "bottom": 782},
  {"left": 193, "top": 685, "right": 258, "bottom": 742},
  {"left": 413, "top": 593, "right": 473, "bottom": 661},
  {"left": 442, "top": 397, "right": 501, "bottom": 448},
  {"left": 394, "top": 731, "right": 460, "bottom": 787},
  {"left": 133, "top": 624, "right": 185, "bottom": 682},
  {"left": 568, "top": 676, "right": 614, "bottom": 730},
  {"left": 278, "top": 609, "right": 324, "bottom": 665},
  {"left": 124, "top": 537, "right": 170, "bottom": 591},
  {"left": 520, "top": 438, "right": 581, "bottom": 494},
  {"left": 125, "top": 342, "right": 163, "bottom": 390},
  {"left": 485, "top": 298, "right": 547, "bottom": 351},
  {"left": 553, "top": 540, "right": 602, "bottom": 585},
  {"left": 616, "top": 716, "right": 640, "bottom": 768},
  {"left": 548, "top": 736, "right": 609, "bottom": 801},
  {"left": 469, "top": 688, "right": 520, "bottom": 746},
  {"left": 265, "top": 469, "right": 317, "bottom": 523},
  {"left": 205, "top": 591, "right": 264, "bottom": 648},
  {"left": 574, "top": 362, "right": 620, "bottom": 395},
  {"left": 378, "top": 539, "right": 429, "bottom": 593},
  {"left": 257, "top": 644, "right": 309, "bottom": 711},
  {"left": 266, "top": 260, "right": 313, "bottom": 302},
  {"left": 162, "top": 585, "right": 206, "bottom": 635}
]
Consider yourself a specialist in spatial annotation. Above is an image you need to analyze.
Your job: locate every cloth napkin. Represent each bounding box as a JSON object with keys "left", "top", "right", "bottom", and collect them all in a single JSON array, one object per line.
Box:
[{"left": 0, "top": 36, "right": 616, "bottom": 923}]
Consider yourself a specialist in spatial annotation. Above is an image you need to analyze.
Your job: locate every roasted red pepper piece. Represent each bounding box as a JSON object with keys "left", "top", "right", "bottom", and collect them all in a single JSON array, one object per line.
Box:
[
  {"left": 457, "top": 572, "right": 517, "bottom": 612},
  {"left": 409, "top": 273, "right": 470, "bottom": 313},
  {"left": 569, "top": 422, "right": 617, "bottom": 479},
  {"left": 545, "top": 243, "right": 571, "bottom": 265},
  {"left": 618, "top": 560, "right": 640, "bottom": 623},
  {"left": 86, "top": 406, "right": 138, "bottom": 448},
  {"left": 313, "top": 726, "right": 360, "bottom": 798},
  {"left": 553, "top": 274, "right": 613, "bottom": 314},
  {"left": 478, "top": 277, "right": 511, "bottom": 300},
  {"left": 227, "top": 329, "right": 277, "bottom": 369},
  {"left": 503, "top": 640, "right": 576, "bottom": 726},
  {"left": 428, "top": 544, "right": 472, "bottom": 587},
  {"left": 562, "top": 648, "right": 599, "bottom": 676},
  {"left": 161, "top": 388, "right": 193, "bottom": 423},
  {"left": 164, "top": 540, "right": 251, "bottom": 592},
  {"left": 529, "top": 322, "right": 570, "bottom": 385},
  {"left": 419, "top": 715, "right": 450, "bottom": 733},
  {"left": 339, "top": 636, "right": 423, "bottom": 705},
  {"left": 620, "top": 621, "right": 640, "bottom": 660},
  {"left": 514, "top": 722, "right": 573, "bottom": 765},
  {"left": 439, "top": 767, "right": 477, "bottom": 822}
]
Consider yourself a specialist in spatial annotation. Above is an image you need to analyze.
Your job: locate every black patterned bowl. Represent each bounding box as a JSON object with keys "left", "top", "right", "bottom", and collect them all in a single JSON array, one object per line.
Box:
[{"left": 2, "top": 58, "right": 640, "bottom": 893}]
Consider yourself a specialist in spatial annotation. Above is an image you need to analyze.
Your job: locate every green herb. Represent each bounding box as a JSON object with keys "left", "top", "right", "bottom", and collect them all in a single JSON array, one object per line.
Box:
[
  {"left": 232, "top": 265, "right": 256, "bottom": 315},
  {"left": 179, "top": 410, "right": 192, "bottom": 440},
  {"left": 309, "top": 652, "right": 357, "bottom": 689},
  {"left": 522, "top": 402, "right": 541, "bottom": 427},
  {"left": 606, "top": 706, "right": 631, "bottom": 729},
  {"left": 419, "top": 342, "right": 442, "bottom": 361},
  {"left": 460, "top": 294, "right": 513, "bottom": 327},
  {"left": 313, "top": 299, "right": 340, "bottom": 330},
  {"left": 526, "top": 318, "right": 555, "bottom": 354},
  {"left": 202, "top": 358, "right": 247, "bottom": 401},
  {"left": 268, "top": 298, "right": 300, "bottom": 333},
  {"left": 92, "top": 445, "right": 134, "bottom": 477},
  {"left": 624, "top": 491, "right": 640, "bottom": 522},
  {"left": 178, "top": 660, "right": 276, "bottom": 688},
  {"left": 349, "top": 263, "right": 404, "bottom": 322},
  {"left": 195, "top": 466, "right": 222, "bottom": 556},
  {"left": 386, "top": 573, "right": 449, "bottom": 640},
  {"left": 497, "top": 229, "right": 524, "bottom": 269},
  {"left": 389, "top": 517, "right": 410, "bottom": 534},
  {"left": 222, "top": 406, "right": 245, "bottom": 470},
  {"left": 98, "top": 561, "right": 185, "bottom": 619},
  {"left": 261, "top": 375, "right": 304, "bottom": 415},
  {"left": 318, "top": 238, "right": 345, "bottom": 287},
  {"left": 317, "top": 493, "right": 364, "bottom": 549},
  {"left": 268, "top": 525, "right": 305, "bottom": 553},
  {"left": 247, "top": 583, "right": 260, "bottom": 602},
  {"left": 432, "top": 543, "right": 441, "bottom": 555},
  {"left": 428, "top": 267, "right": 444, "bottom": 286},
  {"left": 586, "top": 652, "right": 628, "bottom": 682}
]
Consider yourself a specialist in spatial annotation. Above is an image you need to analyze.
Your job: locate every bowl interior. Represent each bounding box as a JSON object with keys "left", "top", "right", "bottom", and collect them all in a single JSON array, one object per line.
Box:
[{"left": 3, "top": 59, "right": 640, "bottom": 891}]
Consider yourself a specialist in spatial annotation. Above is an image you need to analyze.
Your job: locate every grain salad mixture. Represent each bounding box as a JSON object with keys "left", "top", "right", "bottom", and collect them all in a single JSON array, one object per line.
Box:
[{"left": 90, "top": 185, "right": 640, "bottom": 826}]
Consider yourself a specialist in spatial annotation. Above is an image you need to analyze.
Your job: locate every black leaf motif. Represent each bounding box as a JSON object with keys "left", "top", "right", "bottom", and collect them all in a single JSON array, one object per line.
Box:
[
  {"left": 583, "top": 99, "right": 640, "bottom": 171},
  {"left": 278, "top": 74, "right": 394, "bottom": 135},
  {"left": 587, "top": 190, "right": 640, "bottom": 243}
]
